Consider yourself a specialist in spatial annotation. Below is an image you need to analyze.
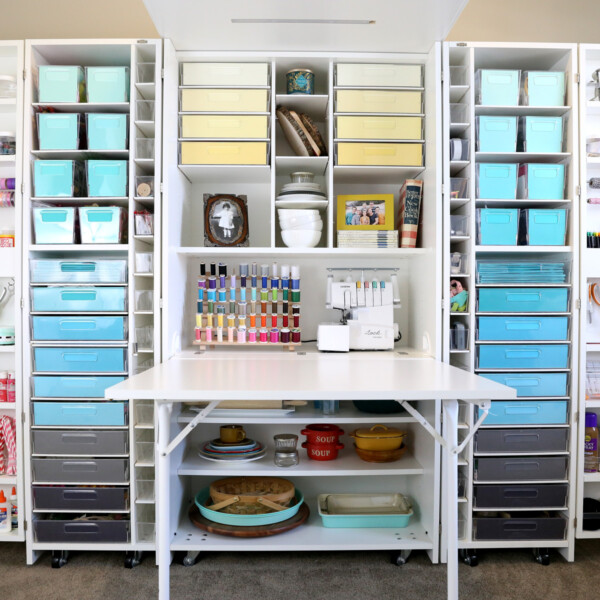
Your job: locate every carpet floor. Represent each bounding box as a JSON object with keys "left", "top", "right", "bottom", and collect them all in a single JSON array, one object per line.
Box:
[{"left": 0, "top": 541, "right": 596, "bottom": 600}]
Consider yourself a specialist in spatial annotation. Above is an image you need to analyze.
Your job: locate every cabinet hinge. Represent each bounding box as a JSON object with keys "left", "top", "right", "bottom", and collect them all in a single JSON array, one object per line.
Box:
[
  {"left": 161, "top": 68, "right": 165, "bottom": 80},
  {"left": 457, "top": 42, "right": 468, "bottom": 47},
  {"left": 576, "top": 298, "right": 582, "bottom": 311},
  {"left": 21, "top": 412, "right": 25, "bottom": 424},
  {"left": 160, "top": 182, "right": 164, "bottom": 193},
  {"left": 20, "top": 297, "right": 24, "bottom": 310},
  {"left": 22, "top": 69, "right": 26, "bottom": 81},
  {"left": 574, "top": 517, "right": 578, "bottom": 529},
  {"left": 137, "top": 39, "right": 149, "bottom": 44},
  {"left": 575, "top": 72, "right": 581, "bottom": 85},
  {"left": 576, "top": 185, "right": 581, "bottom": 197},
  {"left": 24, "top": 520, "right": 27, "bottom": 531},
  {"left": 441, "top": 183, "right": 445, "bottom": 195},
  {"left": 20, "top": 182, "right": 24, "bottom": 195},
  {"left": 575, "top": 410, "right": 579, "bottom": 424},
  {"left": 159, "top": 298, "right": 164, "bottom": 309}
]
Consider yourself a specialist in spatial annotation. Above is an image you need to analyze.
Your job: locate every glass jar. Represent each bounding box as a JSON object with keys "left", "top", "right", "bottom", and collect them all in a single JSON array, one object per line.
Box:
[
  {"left": 274, "top": 450, "right": 299, "bottom": 468},
  {"left": 0, "top": 76, "right": 16, "bottom": 99},
  {"left": 273, "top": 433, "right": 298, "bottom": 452}
]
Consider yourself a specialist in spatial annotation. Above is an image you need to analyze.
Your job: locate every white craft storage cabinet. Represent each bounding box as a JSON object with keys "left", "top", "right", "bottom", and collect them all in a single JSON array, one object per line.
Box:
[{"left": 21, "top": 39, "right": 162, "bottom": 566}]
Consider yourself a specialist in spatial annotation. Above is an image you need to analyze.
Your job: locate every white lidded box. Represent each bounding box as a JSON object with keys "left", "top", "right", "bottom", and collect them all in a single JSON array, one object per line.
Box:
[
  {"left": 181, "top": 62, "right": 270, "bottom": 86},
  {"left": 336, "top": 63, "right": 422, "bottom": 87},
  {"left": 33, "top": 207, "right": 76, "bottom": 244},
  {"left": 79, "top": 207, "right": 127, "bottom": 244}
]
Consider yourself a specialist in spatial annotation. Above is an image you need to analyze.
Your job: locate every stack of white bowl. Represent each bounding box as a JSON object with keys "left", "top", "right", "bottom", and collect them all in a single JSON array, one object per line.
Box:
[{"left": 277, "top": 172, "right": 327, "bottom": 248}]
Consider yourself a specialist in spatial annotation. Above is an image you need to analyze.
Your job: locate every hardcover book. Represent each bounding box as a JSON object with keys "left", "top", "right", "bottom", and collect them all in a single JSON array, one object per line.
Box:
[{"left": 398, "top": 179, "right": 423, "bottom": 248}]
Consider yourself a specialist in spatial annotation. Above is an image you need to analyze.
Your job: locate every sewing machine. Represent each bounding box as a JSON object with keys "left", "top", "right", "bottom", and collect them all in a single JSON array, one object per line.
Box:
[{"left": 318, "top": 268, "right": 401, "bottom": 352}]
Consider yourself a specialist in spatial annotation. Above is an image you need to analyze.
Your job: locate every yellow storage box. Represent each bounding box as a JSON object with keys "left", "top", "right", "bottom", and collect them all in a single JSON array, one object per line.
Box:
[
  {"left": 181, "top": 62, "right": 269, "bottom": 86},
  {"left": 336, "top": 63, "right": 422, "bottom": 87},
  {"left": 337, "top": 142, "right": 423, "bottom": 167},
  {"left": 336, "top": 116, "right": 422, "bottom": 140},
  {"left": 180, "top": 89, "right": 269, "bottom": 113},
  {"left": 180, "top": 115, "right": 268, "bottom": 139},
  {"left": 335, "top": 90, "right": 422, "bottom": 114},
  {"left": 179, "top": 141, "right": 269, "bottom": 165}
]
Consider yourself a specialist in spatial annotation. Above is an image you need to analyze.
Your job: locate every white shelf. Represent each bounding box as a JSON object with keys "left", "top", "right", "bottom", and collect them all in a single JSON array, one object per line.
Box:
[
  {"left": 31, "top": 196, "right": 129, "bottom": 206},
  {"left": 32, "top": 102, "right": 130, "bottom": 113},
  {"left": 135, "top": 121, "right": 155, "bottom": 137},
  {"left": 0, "top": 347, "right": 15, "bottom": 353},
  {"left": 475, "top": 245, "right": 572, "bottom": 253},
  {"left": 450, "top": 160, "right": 470, "bottom": 175},
  {"left": 0, "top": 530, "right": 24, "bottom": 542},
  {"left": 475, "top": 105, "right": 571, "bottom": 116},
  {"left": 133, "top": 235, "right": 154, "bottom": 244},
  {"left": 333, "top": 165, "right": 425, "bottom": 183},
  {"left": 0, "top": 156, "right": 15, "bottom": 165},
  {"left": 178, "top": 164, "right": 270, "bottom": 184},
  {"left": 475, "top": 198, "right": 570, "bottom": 208},
  {"left": 450, "top": 85, "right": 469, "bottom": 102},
  {"left": 275, "top": 155, "right": 329, "bottom": 176},
  {"left": 0, "top": 475, "right": 17, "bottom": 485},
  {"left": 476, "top": 152, "right": 570, "bottom": 163},
  {"left": 0, "top": 403, "right": 16, "bottom": 409},
  {"left": 31, "top": 149, "right": 129, "bottom": 159},
  {"left": 588, "top": 101, "right": 600, "bottom": 111},
  {"left": 0, "top": 248, "right": 15, "bottom": 277},
  {"left": 275, "top": 94, "right": 329, "bottom": 119},
  {"left": 584, "top": 473, "right": 600, "bottom": 483},
  {"left": 450, "top": 123, "right": 470, "bottom": 135},
  {"left": 450, "top": 198, "right": 470, "bottom": 209},
  {"left": 176, "top": 246, "right": 429, "bottom": 258},
  {"left": 29, "top": 244, "right": 128, "bottom": 252},
  {"left": 178, "top": 448, "right": 424, "bottom": 476},
  {"left": 135, "top": 82, "right": 156, "bottom": 100}
]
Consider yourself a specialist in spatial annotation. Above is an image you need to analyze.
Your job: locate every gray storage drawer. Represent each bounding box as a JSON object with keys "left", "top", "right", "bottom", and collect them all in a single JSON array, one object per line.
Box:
[
  {"left": 474, "top": 512, "right": 567, "bottom": 540},
  {"left": 474, "top": 456, "right": 568, "bottom": 481},
  {"left": 32, "top": 430, "right": 128, "bottom": 456},
  {"left": 474, "top": 428, "right": 569, "bottom": 454},
  {"left": 474, "top": 484, "right": 568, "bottom": 509},
  {"left": 32, "top": 485, "right": 128, "bottom": 511},
  {"left": 34, "top": 518, "right": 130, "bottom": 543},
  {"left": 32, "top": 458, "right": 129, "bottom": 483}
]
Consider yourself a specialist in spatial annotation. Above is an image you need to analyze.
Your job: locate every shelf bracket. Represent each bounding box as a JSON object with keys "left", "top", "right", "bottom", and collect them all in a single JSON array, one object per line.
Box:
[
  {"left": 163, "top": 400, "right": 221, "bottom": 456},
  {"left": 454, "top": 403, "right": 490, "bottom": 455}
]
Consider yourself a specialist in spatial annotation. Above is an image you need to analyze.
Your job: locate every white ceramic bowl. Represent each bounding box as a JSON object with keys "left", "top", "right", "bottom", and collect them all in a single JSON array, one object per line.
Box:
[
  {"left": 280, "top": 219, "right": 323, "bottom": 232},
  {"left": 279, "top": 213, "right": 322, "bottom": 228},
  {"left": 278, "top": 208, "right": 320, "bottom": 218},
  {"left": 281, "top": 229, "right": 322, "bottom": 248},
  {"left": 290, "top": 171, "right": 315, "bottom": 183}
]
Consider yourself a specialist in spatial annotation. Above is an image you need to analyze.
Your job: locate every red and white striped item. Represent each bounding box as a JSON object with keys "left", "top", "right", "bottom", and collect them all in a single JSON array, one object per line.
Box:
[{"left": 0, "top": 416, "right": 16, "bottom": 475}]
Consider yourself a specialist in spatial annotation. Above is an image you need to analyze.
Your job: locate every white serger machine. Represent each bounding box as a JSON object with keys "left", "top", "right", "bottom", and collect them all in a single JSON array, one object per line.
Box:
[{"left": 317, "top": 268, "right": 401, "bottom": 352}]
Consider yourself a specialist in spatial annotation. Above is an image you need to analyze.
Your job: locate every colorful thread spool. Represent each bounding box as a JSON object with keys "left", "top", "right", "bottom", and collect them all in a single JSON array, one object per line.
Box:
[
  {"left": 217, "top": 327, "right": 223, "bottom": 342},
  {"left": 291, "top": 329, "right": 301, "bottom": 343},
  {"left": 248, "top": 328, "right": 257, "bottom": 343},
  {"left": 238, "top": 327, "right": 246, "bottom": 343},
  {"left": 250, "top": 314, "right": 256, "bottom": 328},
  {"left": 260, "top": 314, "right": 267, "bottom": 328},
  {"left": 281, "top": 328, "right": 290, "bottom": 343},
  {"left": 259, "top": 328, "right": 268, "bottom": 343},
  {"left": 205, "top": 327, "right": 213, "bottom": 342},
  {"left": 270, "top": 328, "right": 279, "bottom": 343},
  {"left": 218, "top": 288, "right": 226, "bottom": 302},
  {"left": 282, "top": 314, "right": 289, "bottom": 327},
  {"left": 271, "top": 314, "right": 278, "bottom": 328},
  {"left": 227, "top": 327, "right": 234, "bottom": 342},
  {"left": 208, "top": 276, "right": 217, "bottom": 289}
]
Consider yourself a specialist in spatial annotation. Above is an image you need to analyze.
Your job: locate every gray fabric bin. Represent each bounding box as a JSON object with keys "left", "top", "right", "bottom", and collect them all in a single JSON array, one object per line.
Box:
[
  {"left": 34, "top": 518, "right": 130, "bottom": 543},
  {"left": 32, "top": 458, "right": 129, "bottom": 483},
  {"left": 32, "top": 486, "right": 128, "bottom": 511},
  {"left": 32, "top": 430, "right": 128, "bottom": 456},
  {"left": 474, "top": 484, "right": 568, "bottom": 509},
  {"left": 474, "top": 428, "right": 569, "bottom": 454},
  {"left": 474, "top": 456, "right": 568, "bottom": 481},
  {"left": 474, "top": 513, "right": 567, "bottom": 540}
]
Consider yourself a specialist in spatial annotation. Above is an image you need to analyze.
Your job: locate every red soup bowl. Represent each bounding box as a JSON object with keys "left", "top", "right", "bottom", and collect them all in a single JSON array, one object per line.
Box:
[
  {"left": 300, "top": 424, "right": 344, "bottom": 446},
  {"left": 301, "top": 441, "right": 344, "bottom": 461}
]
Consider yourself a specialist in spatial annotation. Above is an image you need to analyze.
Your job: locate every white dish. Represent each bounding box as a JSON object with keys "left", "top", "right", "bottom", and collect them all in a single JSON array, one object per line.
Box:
[
  {"left": 276, "top": 198, "right": 329, "bottom": 209},
  {"left": 278, "top": 207, "right": 321, "bottom": 217},
  {"left": 281, "top": 220, "right": 323, "bottom": 232},
  {"left": 198, "top": 447, "right": 267, "bottom": 462},
  {"left": 281, "top": 229, "right": 322, "bottom": 248}
]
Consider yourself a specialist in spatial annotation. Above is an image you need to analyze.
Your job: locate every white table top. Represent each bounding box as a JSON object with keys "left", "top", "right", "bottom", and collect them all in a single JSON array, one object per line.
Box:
[{"left": 106, "top": 352, "right": 516, "bottom": 403}]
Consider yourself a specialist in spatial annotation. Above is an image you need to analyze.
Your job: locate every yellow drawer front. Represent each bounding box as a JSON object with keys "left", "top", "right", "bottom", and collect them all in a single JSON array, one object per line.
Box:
[
  {"left": 180, "top": 89, "right": 269, "bottom": 112},
  {"left": 180, "top": 142, "right": 268, "bottom": 165},
  {"left": 335, "top": 90, "right": 422, "bottom": 114},
  {"left": 336, "top": 63, "right": 422, "bottom": 87},
  {"left": 181, "top": 115, "right": 268, "bottom": 139},
  {"left": 337, "top": 143, "right": 423, "bottom": 167},
  {"left": 336, "top": 116, "right": 422, "bottom": 140},
  {"left": 181, "top": 62, "right": 269, "bottom": 86}
]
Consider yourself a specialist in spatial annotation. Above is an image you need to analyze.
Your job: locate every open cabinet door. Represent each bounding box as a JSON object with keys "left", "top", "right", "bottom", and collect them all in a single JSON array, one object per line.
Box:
[{"left": 143, "top": 0, "right": 469, "bottom": 53}]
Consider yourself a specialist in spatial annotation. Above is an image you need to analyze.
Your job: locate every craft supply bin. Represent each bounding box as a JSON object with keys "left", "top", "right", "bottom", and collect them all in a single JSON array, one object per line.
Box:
[
  {"left": 474, "top": 428, "right": 569, "bottom": 454},
  {"left": 32, "top": 430, "right": 129, "bottom": 455},
  {"left": 335, "top": 89, "right": 423, "bottom": 114},
  {"left": 31, "top": 286, "right": 127, "bottom": 312},
  {"left": 33, "top": 347, "right": 127, "bottom": 373},
  {"left": 474, "top": 456, "right": 569, "bottom": 482},
  {"left": 30, "top": 259, "right": 128, "bottom": 283},
  {"left": 32, "top": 375, "right": 126, "bottom": 398},
  {"left": 473, "top": 514, "right": 567, "bottom": 541},
  {"left": 181, "top": 62, "right": 270, "bottom": 86},
  {"left": 37, "top": 113, "right": 82, "bottom": 150},
  {"left": 519, "top": 116, "right": 564, "bottom": 153},
  {"left": 179, "top": 141, "right": 269, "bottom": 165},
  {"left": 38, "top": 65, "right": 85, "bottom": 102},
  {"left": 85, "top": 66, "right": 130, "bottom": 102},
  {"left": 86, "top": 160, "right": 128, "bottom": 197},
  {"left": 477, "top": 164, "right": 518, "bottom": 199},
  {"left": 480, "top": 372, "right": 568, "bottom": 397},
  {"left": 477, "top": 116, "right": 518, "bottom": 152},
  {"left": 479, "top": 401, "right": 569, "bottom": 426},
  {"left": 335, "top": 63, "right": 422, "bottom": 87},
  {"left": 32, "top": 402, "right": 127, "bottom": 427},
  {"left": 477, "top": 344, "right": 570, "bottom": 370},
  {"left": 33, "top": 160, "right": 83, "bottom": 197},
  {"left": 79, "top": 207, "right": 127, "bottom": 243},
  {"left": 477, "top": 317, "right": 569, "bottom": 341},
  {"left": 517, "top": 163, "right": 565, "bottom": 199},
  {"left": 477, "top": 287, "right": 569, "bottom": 313},
  {"left": 32, "top": 486, "right": 129, "bottom": 511},
  {"left": 477, "top": 209, "right": 519, "bottom": 245},
  {"left": 336, "top": 142, "right": 423, "bottom": 166},
  {"left": 32, "top": 207, "right": 76, "bottom": 244},
  {"left": 32, "top": 458, "right": 129, "bottom": 483},
  {"left": 475, "top": 69, "right": 520, "bottom": 106},
  {"left": 521, "top": 71, "right": 566, "bottom": 106},
  {"left": 86, "top": 114, "right": 128, "bottom": 150},
  {"left": 34, "top": 519, "right": 131, "bottom": 543},
  {"left": 31, "top": 316, "right": 127, "bottom": 341},
  {"left": 179, "top": 115, "right": 269, "bottom": 139},
  {"left": 335, "top": 116, "right": 423, "bottom": 140},
  {"left": 473, "top": 484, "right": 569, "bottom": 510},
  {"left": 180, "top": 88, "right": 270, "bottom": 112},
  {"left": 521, "top": 209, "right": 567, "bottom": 246}
]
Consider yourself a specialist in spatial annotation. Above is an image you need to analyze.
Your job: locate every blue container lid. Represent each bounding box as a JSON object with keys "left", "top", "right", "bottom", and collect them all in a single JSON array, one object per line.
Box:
[{"left": 586, "top": 412, "right": 597, "bottom": 428}]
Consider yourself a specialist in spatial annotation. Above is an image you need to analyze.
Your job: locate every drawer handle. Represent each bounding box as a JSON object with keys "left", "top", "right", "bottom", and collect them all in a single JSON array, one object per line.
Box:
[
  {"left": 486, "top": 74, "right": 514, "bottom": 85},
  {"left": 504, "top": 406, "right": 540, "bottom": 415},
  {"left": 62, "top": 352, "right": 99, "bottom": 363},
  {"left": 504, "top": 378, "right": 541, "bottom": 387},
  {"left": 503, "top": 434, "right": 540, "bottom": 444},
  {"left": 505, "top": 461, "right": 540, "bottom": 471},
  {"left": 59, "top": 320, "right": 98, "bottom": 331},
  {"left": 61, "top": 433, "right": 98, "bottom": 445},
  {"left": 505, "top": 293, "right": 542, "bottom": 303},
  {"left": 62, "top": 461, "right": 99, "bottom": 472},
  {"left": 505, "top": 321, "right": 541, "bottom": 331},
  {"left": 60, "top": 262, "right": 97, "bottom": 273},
  {"left": 505, "top": 350, "right": 541, "bottom": 359},
  {"left": 61, "top": 406, "right": 98, "bottom": 416},
  {"left": 503, "top": 522, "right": 537, "bottom": 532},
  {"left": 60, "top": 291, "right": 98, "bottom": 302},
  {"left": 85, "top": 210, "right": 117, "bottom": 223},
  {"left": 63, "top": 523, "right": 101, "bottom": 533},
  {"left": 63, "top": 490, "right": 98, "bottom": 501},
  {"left": 60, "top": 378, "right": 100, "bottom": 388},
  {"left": 40, "top": 210, "right": 69, "bottom": 223},
  {"left": 503, "top": 488, "right": 539, "bottom": 499}
]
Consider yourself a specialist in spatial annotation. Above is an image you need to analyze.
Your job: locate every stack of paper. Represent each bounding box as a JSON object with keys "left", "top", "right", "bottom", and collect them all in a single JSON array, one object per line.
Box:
[{"left": 337, "top": 230, "right": 399, "bottom": 248}]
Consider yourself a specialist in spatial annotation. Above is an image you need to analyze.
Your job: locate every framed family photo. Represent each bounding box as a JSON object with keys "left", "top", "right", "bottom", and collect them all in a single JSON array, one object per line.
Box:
[
  {"left": 337, "top": 194, "right": 394, "bottom": 231},
  {"left": 203, "top": 193, "right": 249, "bottom": 247}
]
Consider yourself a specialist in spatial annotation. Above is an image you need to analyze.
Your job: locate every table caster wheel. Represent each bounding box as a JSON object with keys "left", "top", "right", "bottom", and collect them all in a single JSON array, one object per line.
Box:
[
  {"left": 391, "top": 550, "right": 411, "bottom": 566},
  {"left": 460, "top": 549, "right": 478, "bottom": 567},
  {"left": 534, "top": 548, "right": 550, "bottom": 566},
  {"left": 124, "top": 551, "right": 144, "bottom": 568},
  {"left": 182, "top": 551, "right": 201, "bottom": 567},
  {"left": 51, "top": 550, "right": 69, "bottom": 568}
]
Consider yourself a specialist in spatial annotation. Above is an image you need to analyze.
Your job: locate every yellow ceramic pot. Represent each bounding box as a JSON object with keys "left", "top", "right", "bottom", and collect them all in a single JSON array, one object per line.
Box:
[{"left": 349, "top": 424, "right": 406, "bottom": 451}]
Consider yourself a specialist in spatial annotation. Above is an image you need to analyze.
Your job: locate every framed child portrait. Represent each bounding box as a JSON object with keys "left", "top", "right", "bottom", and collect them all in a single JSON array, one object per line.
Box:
[
  {"left": 203, "top": 193, "right": 249, "bottom": 247},
  {"left": 337, "top": 194, "right": 394, "bottom": 231}
]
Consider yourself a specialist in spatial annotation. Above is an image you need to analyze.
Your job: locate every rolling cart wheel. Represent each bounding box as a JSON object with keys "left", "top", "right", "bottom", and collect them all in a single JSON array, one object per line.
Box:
[
  {"left": 124, "top": 551, "right": 144, "bottom": 568},
  {"left": 182, "top": 551, "right": 202, "bottom": 567},
  {"left": 533, "top": 548, "right": 550, "bottom": 566},
  {"left": 460, "top": 549, "right": 478, "bottom": 567},
  {"left": 391, "top": 550, "right": 411, "bottom": 566},
  {"left": 51, "top": 550, "right": 69, "bottom": 569}
]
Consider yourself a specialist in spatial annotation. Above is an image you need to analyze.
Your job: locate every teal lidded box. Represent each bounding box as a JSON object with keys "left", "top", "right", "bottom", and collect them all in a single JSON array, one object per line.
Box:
[
  {"left": 477, "top": 163, "right": 518, "bottom": 199},
  {"left": 33, "top": 160, "right": 83, "bottom": 197},
  {"left": 519, "top": 116, "right": 563, "bottom": 153},
  {"left": 37, "top": 113, "right": 81, "bottom": 150},
  {"left": 33, "top": 207, "right": 76, "bottom": 244},
  {"left": 477, "top": 116, "right": 517, "bottom": 152},
  {"left": 476, "top": 69, "right": 520, "bottom": 106},
  {"left": 522, "top": 71, "right": 566, "bottom": 106},
  {"left": 286, "top": 68, "right": 314, "bottom": 95},
  {"left": 518, "top": 163, "right": 565, "bottom": 200},
  {"left": 38, "top": 66, "right": 85, "bottom": 102},
  {"left": 478, "top": 208, "right": 519, "bottom": 245},
  {"left": 85, "top": 66, "right": 130, "bottom": 102},
  {"left": 87, "top": 160, "right": 128, "bottom": 197},
  {"left": 86, "top": 114, "right": 128, "bottom": 150}
]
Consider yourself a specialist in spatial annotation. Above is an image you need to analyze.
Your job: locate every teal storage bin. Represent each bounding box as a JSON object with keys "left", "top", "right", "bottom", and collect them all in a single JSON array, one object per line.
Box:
[
  {"left": 477, "top": 163, "right": 518, "bottom": 199},
  {"left": 519, "top": 116, "right": 563, "bottom": 153},
  {"left": 523, "top": 209, "right": 567, "bottom": 246},
  {"left": 86, "top": 114, "right": 128, "bottom": 150},
  {"left": 480, "top": 372, "right": 567, "bottom": 398},
  {"left": 30, "top": 259, "right": 128, "bottom": 284},
  {"left": 518, "top": 164, "right": 565, "bottom": 200},
  {"left": 477, "top": 316, "right": 569, "bottom": 341},
  {"left": 33, "top": 402, "right": 126, "bottom": 427},
  {"left": 478, "top": 208, "right": 519, "bottom": 245},
  {"left": 477, "top": 116, "right": 518, "bottom": 152},
  {"left": 33, "top": 375, "right": 125, "bottom": 398},
  {"left": 31, "top": 287, "right": 127, "bottom": 312},
  {"left": 478, "top": 287, "right": 569, "bottom": 312},
  {"left": 87, "top": 160, "right": 128, "bottom": 197},
  {"left": 33, "top": 160, "right": 83, "bottom": 197},
  {"left": 478, "top": 345, "right": 569, "bottom": 369},
  {"left": 477, "top": 69, "right": 520, "bottom": 106},
  {"left": 38, "top": 66, "right": 84, "bottom": 103},
  {"left": 37, "top": 113, "right": 81, "bottom": 150},
  {"left": 522, "top": 71, "right": 566, "bottom": 106},
  {"left": 32, "top": 207, "right": 76, "bottom": 244},
  {"left": 79, "top": 207, "right": 127, "bottom": 243},
  {"left": 480, "top": 400, "right": 568, "bottom": 425},
  {"left": 32, "top": 316, "right": 126, "bottom": 341},
  {"left": 85, "top": 67, "right": 130, "bottom": 102},
  {"left": 34, "top": 347, "right": 127, "bottom": 373}
]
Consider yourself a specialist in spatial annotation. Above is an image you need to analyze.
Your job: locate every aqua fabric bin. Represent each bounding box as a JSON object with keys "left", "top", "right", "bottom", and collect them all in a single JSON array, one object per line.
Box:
[
  {"left": 32, "top": 316, "right": 126, "bottom": 341},
  {"left": 478, "top": 208, "right": 519, "bottom": 245},
  {"left": 87, "top": 160, "right": 128, "bottom": 197},
  {"left": 478, "top": 288, "right": 569, "bottom": 312},
  {"left": 520, "top": 116, "right": 563, "bottom": 153},
  {"left": 79, "top": 207, "right": 127, "bottom": 243},
  {"left": 37, "top": 113, "right": 81, "bottom": 150},
  {"left": 480, "top": 372, "right": 567, "bottom": 397},
  {"left": 517, "top": 164, "right": 565, "bottom": 200},
  {"left": 33, "top": 375, "right": 125, "bottom": 398},
  {"left": 30, "top": 259, "right": 127, "bottom": 283},
  {"left": 476, "top": 69, "right": 520, "bottom": 106},
  {"left": 477, "top": 116, "right": 518, "bottom": 152},
  {"left": 34, "top": 347, "right": 127, "bottom": 373},
  {"left": 85, "top": 67, "right": 130, "bottom": 102},
  {"left": 522, "top": 71, "right": 566, "bottom": 106},
  {"left": 33, "top": 402, "right": 127, "bottom": 426},
  {"left": 477, "top": 164, "right": 518, "bottom": 199},
  {"left": 86, "top": 114, "right": 128, "bottom": 150},
  {"left": 477, "top": 317, "right": 569, "bottom": 341},
  {"left": 38, "top": 66, "right": 84, "bottom": 102},
  {"left": 523, "top": 209, "right": 567, "bottom": 246},
  {"left": 480, "top": 400, "right": 568, "bottom": 425},
  {"left": 33, "top": 160, "right": 83, "bottom": 197},
  {"left": 478, "top": 345, "right": 570, "bottom": 369},
  {"left": 31, "top": 287, "right": 127, "bottom": 312},
  {"left": 33, "top": 207, "right": 76, "bottom": 244}
]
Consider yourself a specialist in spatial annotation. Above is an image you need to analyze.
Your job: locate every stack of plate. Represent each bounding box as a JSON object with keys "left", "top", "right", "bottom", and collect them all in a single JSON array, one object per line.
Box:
[
  {"left": 276, "top": 172, "right": 328, "bottom": 210},
  {"left": 198, "top": 438, "right": 266, "bottom": 463}
]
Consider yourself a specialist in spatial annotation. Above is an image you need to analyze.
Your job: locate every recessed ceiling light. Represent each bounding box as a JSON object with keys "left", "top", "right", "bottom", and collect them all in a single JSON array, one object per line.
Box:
[{"left": 231, "top": 19, "right": 376, "bottom": 25}]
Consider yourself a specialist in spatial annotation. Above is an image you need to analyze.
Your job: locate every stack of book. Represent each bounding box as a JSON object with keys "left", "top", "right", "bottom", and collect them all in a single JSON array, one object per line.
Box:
[{"left": 337, "top": 230, "right": 399, "bottom": 248}]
